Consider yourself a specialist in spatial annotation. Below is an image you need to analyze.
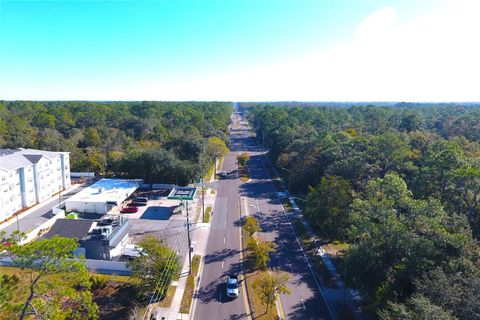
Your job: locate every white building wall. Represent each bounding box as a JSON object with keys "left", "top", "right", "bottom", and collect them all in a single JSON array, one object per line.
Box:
[
  {"left": 0, "top": 169, "right": 23, "bottom": 220},
  {"left": 24, "top": 167, "right": 36, "bottom": 207},
  {"left": 0, "top": 149, "right": 71, "bottom": 220},
  {"left": 110, "top": 235, "right": 130, "bottom": 258},
  {"left": 61, "top": 154, "right": 71, "bottom": 188}
]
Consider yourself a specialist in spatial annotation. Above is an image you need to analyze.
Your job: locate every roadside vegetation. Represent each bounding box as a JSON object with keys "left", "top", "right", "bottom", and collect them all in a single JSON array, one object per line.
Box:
[
  {"left": 179, "top": 254, "right": 201, "bottom": 314},
  {"left": 237, "top": 153, "right": 250, "bottom": 182},
  {"left": 246, "top": 103, "right": 480, "bottom": 319},
  {"left": 0, "top": 232, "right": 98, "bottom": 319},
  {"left": 204, "top": 206, "right": 212, "bottom": 223},
  {"left": 0, "top": 101, "right": 231, "bottom": 185},
  {"left": 128, "top": 234, "right": 180, "bottom": 316},
  {"left": 242, "top": 216, "right": 289, "bottom": 319}
]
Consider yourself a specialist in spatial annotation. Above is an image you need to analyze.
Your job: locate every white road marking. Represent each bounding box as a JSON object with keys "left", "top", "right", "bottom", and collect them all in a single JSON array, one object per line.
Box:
[
  {"left": 224, "top": 237, "right": 226, "bottom": 244},
  {"left": 301, "top": 298, "right": 306, "bottom": 310},
  {"left": 221, "top": 261, "right": 224, "bottom": 269}
]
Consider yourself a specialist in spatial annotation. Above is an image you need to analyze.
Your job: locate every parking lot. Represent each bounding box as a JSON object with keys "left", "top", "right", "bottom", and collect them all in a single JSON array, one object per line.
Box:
[{"left": 111, "top": 188, "right": 200, "bottom": 256}]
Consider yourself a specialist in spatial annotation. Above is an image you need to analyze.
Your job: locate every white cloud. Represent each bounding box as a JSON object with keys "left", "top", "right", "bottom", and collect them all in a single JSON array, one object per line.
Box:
[{"left": 151, "top": 0, "right": 480, "bottom": 102}]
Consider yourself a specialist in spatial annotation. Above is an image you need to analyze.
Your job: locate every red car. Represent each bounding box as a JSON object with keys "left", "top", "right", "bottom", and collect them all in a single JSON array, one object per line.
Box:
[{"left": 121, "top": 206, "right": 138, "bottom": 213}]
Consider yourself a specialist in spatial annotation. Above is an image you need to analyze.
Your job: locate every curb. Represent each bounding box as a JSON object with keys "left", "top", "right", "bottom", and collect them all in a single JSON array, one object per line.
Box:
[{"left": 239, "top": 197, "right": 254, "bottom": 320}]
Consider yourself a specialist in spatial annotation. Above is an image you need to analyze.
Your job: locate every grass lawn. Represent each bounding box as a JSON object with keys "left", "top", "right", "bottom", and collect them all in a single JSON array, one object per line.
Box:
[
  {"left": 238, "top": 163, "right": 250, "bottom": 182},
  {"left": 204, "top": 206, "right": 212, "bottom": 223},
  {"left": 157, "top": 284, "right": 177, "bottom": 308},
  {"left": 326, "top": 242, "right": 350, "bottom": 276},
  {"left": 179, "top": 254, "right": 201, "bottom": 314},
  {"left": 205, "top": 165, "right": 215, "bottom": 182},
  {"left": 217, "top": 157, "right": 224, "bottom": 171},
  {"left": 242, "top": 231, "right": 279, "bottom": 320},
  {"left": 246, "top": 270, "right": 280, "bottom": 320},
  {"left": 281, "top": 198, "right": 293, "bottom": 212}
]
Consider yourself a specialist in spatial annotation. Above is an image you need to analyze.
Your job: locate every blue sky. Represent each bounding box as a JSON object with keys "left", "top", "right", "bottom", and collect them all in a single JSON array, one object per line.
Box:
[{"left": 1, "top": 0, "right": 479, "bottom": 101}]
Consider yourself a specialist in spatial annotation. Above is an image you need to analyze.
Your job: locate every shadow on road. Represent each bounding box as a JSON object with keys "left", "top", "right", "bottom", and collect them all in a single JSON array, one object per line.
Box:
[{"left": 204, "top": 248, "right": 239, "bottom": 265}]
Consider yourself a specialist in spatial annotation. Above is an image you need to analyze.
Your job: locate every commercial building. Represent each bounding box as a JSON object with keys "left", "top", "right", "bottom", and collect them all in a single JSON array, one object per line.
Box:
[
  {"left": 65, "top": 178, "right": 141, "bottom": 214},
  {"left": 44, "top": 216, "right": 131, "bottom": 260},
  {"left": 0, "top": 148, "right": 71, "bottom": 221}
]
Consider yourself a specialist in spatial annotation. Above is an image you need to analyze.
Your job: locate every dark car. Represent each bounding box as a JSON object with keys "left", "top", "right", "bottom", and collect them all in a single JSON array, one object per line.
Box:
[
  {"left": 218, "top": 171, "right": 228, "bottom": 178},
  {"left": 134, "top": 196, "right": 148, "bottom": 203}
]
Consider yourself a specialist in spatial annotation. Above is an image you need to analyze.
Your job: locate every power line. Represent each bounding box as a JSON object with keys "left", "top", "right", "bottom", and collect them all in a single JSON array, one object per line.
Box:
[{"left": 141, "top": 229, "right": 187, "bottom": 320}]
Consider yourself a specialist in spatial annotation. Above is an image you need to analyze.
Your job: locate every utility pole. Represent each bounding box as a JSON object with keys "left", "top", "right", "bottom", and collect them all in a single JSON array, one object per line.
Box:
[
  {"left": 185, "top": 201, "right": 192, "bottom": 274},
  {"left": 202, "top": 177, "right": 205, "bottom": 222}
]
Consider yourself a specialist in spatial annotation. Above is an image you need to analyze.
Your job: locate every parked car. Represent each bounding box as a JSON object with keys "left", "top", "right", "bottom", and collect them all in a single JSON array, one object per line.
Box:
[
  {"left": 218, "top": 171, "right": 228, "bottom": 178},
  {"left": 226, "top": 274, "right": 239, "bottom": 298},
  {"left": 121, "top": 206, "right": 138, "bottom": 213},
  {"left": 134, "top": 196, "right": 148, "bottom": 203}
]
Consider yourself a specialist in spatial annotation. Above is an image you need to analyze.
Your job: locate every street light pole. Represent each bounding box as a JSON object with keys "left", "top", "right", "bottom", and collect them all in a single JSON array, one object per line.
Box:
[
  {"left": 202, "top": 177, "right": 205, "bottom": 222},
  {"left": 185, "top": 201, "right": 192, "bottom": 275}
]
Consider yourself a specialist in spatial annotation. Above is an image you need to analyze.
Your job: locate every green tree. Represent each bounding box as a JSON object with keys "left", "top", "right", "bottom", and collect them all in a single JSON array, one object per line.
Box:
[
  {"left": 0, "top": 233, "right": 98, "bottom": 320},
  {"left": 205, "top": 137, "right": 229, "bottom": 175},
  {"left": 80, "top": 128, "right": 102, "bottom": 148},
  {"left": 237, "top": 153, "right": 250, "bottom": 167},
  {"left": 247, "top": 238, "right": 275, "bottom": 270},
  {"left": 252, "top": 272, "right": 290, "bottom": 314},
  {"left": 378, "top": 295, "right": 455, "bottom": 320},
  {"left": 243, "top": 216, "right": 261, "bottom": 238},
  {"left": 305, "top": 176, "right": 353, "bottom": 239},
  {"left": 128, "top": 235, "right": 180, "bottom": 298},
  {"left": 416, "top": 140, "right": 465, "bottom": 198},
  {"left": 451, "top": 165, "right": 480, "bottom": 220},
  {"left": 0, "top": 274, "right": 19, "bottom": 312}
]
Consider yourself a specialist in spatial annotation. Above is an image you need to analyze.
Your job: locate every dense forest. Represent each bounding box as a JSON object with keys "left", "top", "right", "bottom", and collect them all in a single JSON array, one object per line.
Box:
[
  {"left": 0, "top": 101, "right": 232, "bottom": 185},
  {"left": 245, "top": 104, "right": 480, "bottom": 319}
]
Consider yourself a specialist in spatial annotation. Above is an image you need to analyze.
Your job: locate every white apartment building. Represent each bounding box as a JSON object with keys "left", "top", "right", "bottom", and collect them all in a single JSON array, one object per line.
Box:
[{"left": 0, "top": 148, "right": 71, "bottom": 221}]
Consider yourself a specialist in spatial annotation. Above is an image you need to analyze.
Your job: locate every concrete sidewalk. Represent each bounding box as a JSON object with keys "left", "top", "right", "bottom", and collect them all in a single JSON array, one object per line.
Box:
[{"left": 154, "top": 184, "right": 217, "bottom": 320}]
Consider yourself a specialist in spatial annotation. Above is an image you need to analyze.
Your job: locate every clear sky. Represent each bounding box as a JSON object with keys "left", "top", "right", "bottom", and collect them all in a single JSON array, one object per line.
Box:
[{"left": 1, "top": 0, "right": 479, "bottom": 101}]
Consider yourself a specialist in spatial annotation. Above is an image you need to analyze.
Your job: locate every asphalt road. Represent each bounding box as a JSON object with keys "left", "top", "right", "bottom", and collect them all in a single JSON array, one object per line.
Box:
[
  {"left": 0, "top": 185, "right": 88, "bottom": 235},
  {"left": 194, "top": 105, "right": 332, "bottom": 320},
  {"left": 193, "top": 117, "right": 249, "bottom": 320}
]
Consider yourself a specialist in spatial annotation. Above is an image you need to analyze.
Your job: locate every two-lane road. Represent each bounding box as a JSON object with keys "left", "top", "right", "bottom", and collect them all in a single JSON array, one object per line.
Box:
[
  {"left": 193, "top": 105, "right": 332, "bottom": 320},
  {"left": 193, "top": 112, "right": 250, "bottom": 320}
]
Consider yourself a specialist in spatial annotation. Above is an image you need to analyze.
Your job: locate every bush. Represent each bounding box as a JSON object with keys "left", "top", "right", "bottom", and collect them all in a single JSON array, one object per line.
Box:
[{"left": 90, "top": 274, "right": 108, "bottom": 290}]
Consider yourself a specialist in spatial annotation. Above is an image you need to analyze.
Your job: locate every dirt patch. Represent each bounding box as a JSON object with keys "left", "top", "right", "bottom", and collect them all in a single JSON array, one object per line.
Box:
[{"left": 93, "top": 281, "right": 137, "bottom": 320}]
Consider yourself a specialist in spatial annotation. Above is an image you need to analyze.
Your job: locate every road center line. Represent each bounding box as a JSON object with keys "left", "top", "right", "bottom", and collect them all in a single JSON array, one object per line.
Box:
[{"left": 221, "top": 261, "right": 224, "bottom": 269}]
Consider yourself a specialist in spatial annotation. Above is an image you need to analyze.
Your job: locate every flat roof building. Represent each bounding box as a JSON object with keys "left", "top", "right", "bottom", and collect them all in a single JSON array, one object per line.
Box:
[
  {"left": 44, "top": 216, "right": 130, "bottom": 260},
  {"left": 65, "top": 178, "right": 141, "bottom": 214}
]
